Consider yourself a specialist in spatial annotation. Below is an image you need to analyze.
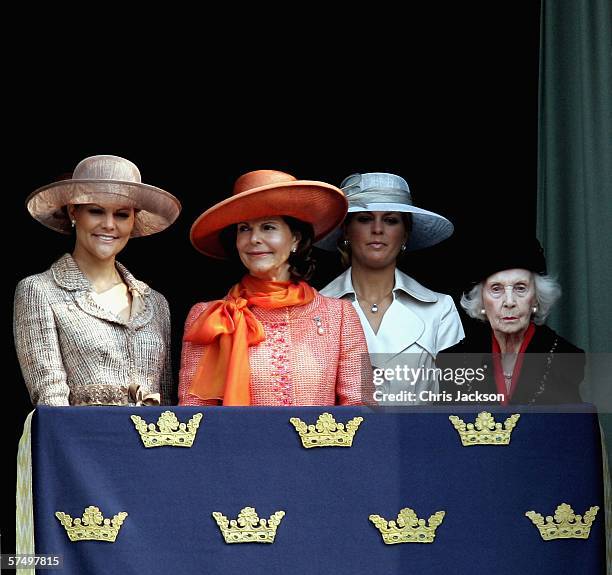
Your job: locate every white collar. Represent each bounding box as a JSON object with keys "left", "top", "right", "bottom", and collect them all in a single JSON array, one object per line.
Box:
[{"left": 321, "top": 267, "right": 439, "bottom": 303}]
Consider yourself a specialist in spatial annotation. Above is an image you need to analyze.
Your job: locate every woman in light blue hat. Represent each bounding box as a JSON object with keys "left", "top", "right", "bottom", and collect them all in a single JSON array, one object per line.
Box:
[{"left": 320, "top": 172, "right": 464, "bottom": 405}]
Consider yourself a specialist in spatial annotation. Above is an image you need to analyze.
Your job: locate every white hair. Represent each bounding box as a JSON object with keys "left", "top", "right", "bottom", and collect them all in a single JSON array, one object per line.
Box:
[{"left": 460, "top": 273, "right": 561, "bottom": 325}]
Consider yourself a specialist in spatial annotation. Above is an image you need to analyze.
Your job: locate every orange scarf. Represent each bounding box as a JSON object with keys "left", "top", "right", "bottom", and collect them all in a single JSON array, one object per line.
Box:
[{"left": 184, "top": 275, "right": 315, "bottom": 405}]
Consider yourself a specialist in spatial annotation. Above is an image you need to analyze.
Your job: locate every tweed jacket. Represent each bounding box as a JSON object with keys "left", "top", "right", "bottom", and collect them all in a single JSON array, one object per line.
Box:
[
  {"left": 178, "top": 290, "right": 371, "bottom": 406},
  {"left": 13, "top": 253, "right": 173, "bottom": 406},
  {"left": 321, "top": 268, "right": 464, "bottom": 404},
  {"left": 438, "top": 323, "right": 585, "bottom": 405}
]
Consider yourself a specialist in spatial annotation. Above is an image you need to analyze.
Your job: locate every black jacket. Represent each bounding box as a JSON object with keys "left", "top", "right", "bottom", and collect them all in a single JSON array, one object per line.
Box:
[{"left": 438, "top": 323, "right": 584, "bottom": 405}]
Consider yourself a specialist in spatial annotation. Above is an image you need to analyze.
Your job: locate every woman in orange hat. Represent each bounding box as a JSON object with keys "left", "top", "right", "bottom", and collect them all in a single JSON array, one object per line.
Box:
[
  {"left": 14, "top": 155, "right": 181, "bottom": 406},
  {"left": 178, "top": 170, "right": 371, "bottom": 406}
]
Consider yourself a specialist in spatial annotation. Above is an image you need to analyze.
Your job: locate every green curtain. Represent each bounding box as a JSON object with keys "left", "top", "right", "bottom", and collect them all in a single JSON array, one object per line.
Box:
[
  {"left": 537, "top": 0, "right": 612, "bottom": 541},
  {"left": 538, "top": 0, "right": 612, "bottom": 351}
]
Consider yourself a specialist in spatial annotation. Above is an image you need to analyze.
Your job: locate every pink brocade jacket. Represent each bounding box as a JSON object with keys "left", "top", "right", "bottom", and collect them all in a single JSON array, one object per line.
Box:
[{"left": 178, "top": 291, "right": 372, "bottom": 406}]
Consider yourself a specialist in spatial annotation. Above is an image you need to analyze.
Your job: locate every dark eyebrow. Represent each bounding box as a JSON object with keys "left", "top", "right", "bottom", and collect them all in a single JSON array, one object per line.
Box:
[{"left": 88, "top": 204, "right": 131, "bottom": 211}]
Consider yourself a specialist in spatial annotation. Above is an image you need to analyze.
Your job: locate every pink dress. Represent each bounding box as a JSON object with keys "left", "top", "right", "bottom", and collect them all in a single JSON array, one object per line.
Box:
[{"left": 179, "top": 291, "right": 371, "bottom": 406}]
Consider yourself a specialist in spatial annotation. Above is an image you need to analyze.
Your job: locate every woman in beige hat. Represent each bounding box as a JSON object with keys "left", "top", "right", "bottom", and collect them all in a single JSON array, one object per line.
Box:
[
  {"left": 13, "top": 155, "right": 181, "bottom": 406},
  {"left": 178, "top": 169, "right": 371, "bottom": 406}
]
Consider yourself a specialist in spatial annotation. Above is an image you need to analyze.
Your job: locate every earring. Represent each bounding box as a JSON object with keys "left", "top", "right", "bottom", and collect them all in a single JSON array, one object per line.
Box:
[
  {"left": 342, "top": 239, "right": 350, "bottom": 247},
  {"left": 400, "top": 244, "right": 407, "bottom": 252},
  {"left": 71, "top": 219, "right": 76, "bottom": 228},
  {"left": 291, "top": 247, "right": 297, "bottom": 253},
  {"left": 480, "top": 308, "right": 486, "bottom": 315},
  {"left": 532, "top": 306, "right": 537, "bottom": 314}
]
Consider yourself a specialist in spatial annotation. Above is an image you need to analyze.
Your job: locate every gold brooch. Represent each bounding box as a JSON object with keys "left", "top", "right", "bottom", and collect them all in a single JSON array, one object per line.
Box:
[
  {"left": 525, "top": 503, "right": 600, "bottom": 540},
  {"left": 448, "top": 411, "right": 520, "bottom": 446},
  {"left": 212, "top": 507, "right": 285, "bottom": 544},
  {"left": 289, "top": 412, "right": 363, "bottom": 448},
  {"left": 369, "top": 507, "right": 446, "bottom": 544},
  {"left": 131, "top": 411, "right": 203, "bottom": 448},
  {"left": 55, "top": 506, "right": 128, "bottom": 542}
]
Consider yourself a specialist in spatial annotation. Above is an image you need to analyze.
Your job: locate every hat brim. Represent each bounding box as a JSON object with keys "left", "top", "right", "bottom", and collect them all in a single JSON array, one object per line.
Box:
[
  {"left": 26, "top": 180, "right": 181, "bottom": 237},
  {"left": 315, "top": 202, "right": 454, "bottom": 251},
  {"left": 190, "top": 181, "right": 348, "bottom": 259}
]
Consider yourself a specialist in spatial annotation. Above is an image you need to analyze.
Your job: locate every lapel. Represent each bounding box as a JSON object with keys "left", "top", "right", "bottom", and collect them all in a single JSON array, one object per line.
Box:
[
  {"left": 510, "top": 326, "right": 555, "bottom": 403},
  {"left": 51, "top": 254, "right": 153, "bottom": 328},
  {"left": 319, "top": 268, "right": 354, "bottom": 298},
  {"left": 322, "top": 268, "right": 442, "bottom": 362},
  {"left": 380, "top": 270, "right": 439, "bottom": 359},
  {"left": 361, "top": 298, "right": 425, "bottom": 360},
  {"left": 459, "top": 324, "right": 559, "bottom": 403}
]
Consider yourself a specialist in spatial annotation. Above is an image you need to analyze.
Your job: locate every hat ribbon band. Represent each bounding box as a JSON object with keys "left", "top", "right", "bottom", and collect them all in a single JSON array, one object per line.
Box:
[{"left": 343, "top": 187, "right": 413, "bottom": 209}]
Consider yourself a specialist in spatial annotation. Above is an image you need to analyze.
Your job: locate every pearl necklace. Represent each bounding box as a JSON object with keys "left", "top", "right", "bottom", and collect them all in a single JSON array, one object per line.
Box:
[{"left": 355, "top": 290, "right": 394, "bottom": 314}]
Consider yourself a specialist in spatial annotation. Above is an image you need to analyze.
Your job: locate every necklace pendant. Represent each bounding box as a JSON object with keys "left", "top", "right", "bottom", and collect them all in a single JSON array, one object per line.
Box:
[{"left": 371, "top": 303, "right": 378, "bottom": 313}]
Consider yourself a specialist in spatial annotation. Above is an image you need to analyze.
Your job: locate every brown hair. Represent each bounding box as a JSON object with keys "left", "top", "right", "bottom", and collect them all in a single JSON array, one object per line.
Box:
[
  {"left": 338, "top": 212, "right": 413, "bottom": 268},
  {"left": 219, "top": 216, "right": 316, "bottom": 282}
]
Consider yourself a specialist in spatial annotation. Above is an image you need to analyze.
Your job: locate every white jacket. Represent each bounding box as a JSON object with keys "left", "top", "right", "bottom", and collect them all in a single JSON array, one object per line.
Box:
[{"left": 320, "top": 268, "right": 464, "bottom": 404}]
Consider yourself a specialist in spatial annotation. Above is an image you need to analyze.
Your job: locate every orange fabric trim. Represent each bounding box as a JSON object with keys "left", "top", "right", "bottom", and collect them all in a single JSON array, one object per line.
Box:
[{"left": 184, "top": 275, "right": 315, "bottom": 405}]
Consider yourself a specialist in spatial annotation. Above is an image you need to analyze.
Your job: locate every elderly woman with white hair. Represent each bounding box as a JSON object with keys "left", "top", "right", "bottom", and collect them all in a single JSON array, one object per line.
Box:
[{"left": 439, "top": 236, "right": 584, "bottom": 405}]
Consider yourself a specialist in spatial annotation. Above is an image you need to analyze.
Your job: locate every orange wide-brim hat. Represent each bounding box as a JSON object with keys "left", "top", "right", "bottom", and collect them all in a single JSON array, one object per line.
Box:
[{"left": 190, "top": 170, "right": 349, "bottom": 259}]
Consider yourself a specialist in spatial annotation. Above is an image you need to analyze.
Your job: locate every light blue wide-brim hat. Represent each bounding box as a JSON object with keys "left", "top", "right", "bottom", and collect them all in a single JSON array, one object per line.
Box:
[{"left": 315, "top": 172, "right": 454, "bottom": 251}]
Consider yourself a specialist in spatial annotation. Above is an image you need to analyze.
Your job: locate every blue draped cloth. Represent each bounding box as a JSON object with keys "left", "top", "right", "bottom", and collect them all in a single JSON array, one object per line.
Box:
[{"left": 25, "top": 405, "right": 605, "bottom": 574}]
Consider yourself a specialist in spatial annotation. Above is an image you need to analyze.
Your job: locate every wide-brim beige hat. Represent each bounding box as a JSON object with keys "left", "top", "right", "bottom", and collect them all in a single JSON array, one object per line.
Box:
[
  {"left": 190, "top": 169, "right": 348, "bottom": 259},
  {"left": 26, "top": 155, "right": 181, "bottom": 237}
]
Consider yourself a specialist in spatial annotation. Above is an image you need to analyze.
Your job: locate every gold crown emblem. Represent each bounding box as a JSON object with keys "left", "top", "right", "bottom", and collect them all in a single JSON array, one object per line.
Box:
[
  {"left": 369, "top": 507, "right": 446, "bottom": 544},
  {"left": 55, "top": 506, "right": 128, "bottom": 542},
  {"left": 525, "top": 503, "right": 600, "bottom": 540},
  {"left": 448, "top": 411, "right": 520, "bottom": 446},
  {"left": 289, "top": 412, "right": 363, "bottom": 448},
  {"left": 130, "top": 411, "right": 203, "bottom": 447},
  {"left": 212, "top": 507, "right": 285, "bottom": 544}
]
